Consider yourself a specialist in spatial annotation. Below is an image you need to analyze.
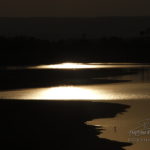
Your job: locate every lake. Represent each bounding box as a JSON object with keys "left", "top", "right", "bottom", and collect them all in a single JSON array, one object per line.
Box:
[
  {"left": 0, "top": 62, "right": 150, "bottom": 150},
  {"left": 0, "top": 62, "right": 150, "bottom": 100}
]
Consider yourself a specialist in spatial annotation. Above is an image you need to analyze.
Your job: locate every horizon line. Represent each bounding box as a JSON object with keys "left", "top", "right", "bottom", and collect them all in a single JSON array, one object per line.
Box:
[{"left": 0, "top": 16, "right": 150, "bottom": 18}]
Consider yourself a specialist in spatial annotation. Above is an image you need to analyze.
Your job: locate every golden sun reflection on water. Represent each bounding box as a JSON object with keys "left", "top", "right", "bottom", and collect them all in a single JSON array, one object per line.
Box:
[
  {"left": 0, "top": 83, "right": 150, "bottom": 100},
  {"left": 49, "top": 63, "right": 95, "bottom": 69},
  {"left": 25, "top": 86, "right": 107, "bottom": 100},
  {"left": 0, "top": 86, "right": 111, "bottom": 100},
  {"left": 27, "top": 62, "right": 150, "bottom": 70},
  {"left": 33, "top": 63, "right": 99, "bottom": 69}
]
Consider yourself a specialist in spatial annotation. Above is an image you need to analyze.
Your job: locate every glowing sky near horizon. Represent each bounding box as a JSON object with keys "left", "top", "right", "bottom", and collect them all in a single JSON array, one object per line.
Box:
[{"left": 0, "top": 0, "right": 150, "bottom": 17}]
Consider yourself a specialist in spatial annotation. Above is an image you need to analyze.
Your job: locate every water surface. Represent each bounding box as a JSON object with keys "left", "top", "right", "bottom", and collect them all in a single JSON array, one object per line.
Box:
[{"left": 0, "top": 62, "right": 150, "bottom": 100}]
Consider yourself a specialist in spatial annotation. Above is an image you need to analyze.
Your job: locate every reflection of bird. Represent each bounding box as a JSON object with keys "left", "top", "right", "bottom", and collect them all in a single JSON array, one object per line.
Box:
[{"left": 114, "top": 126, "right": 117, "bottom": 133}]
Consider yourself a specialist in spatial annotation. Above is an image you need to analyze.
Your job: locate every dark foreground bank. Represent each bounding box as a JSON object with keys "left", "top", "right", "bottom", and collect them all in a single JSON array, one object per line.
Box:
[{"left": 0, "top": 100, "right": 132, "bottom": 150}]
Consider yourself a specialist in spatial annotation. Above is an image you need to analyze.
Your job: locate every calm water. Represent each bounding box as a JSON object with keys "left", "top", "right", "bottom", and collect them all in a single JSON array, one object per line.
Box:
[
  {"left": 0, "top": 62, "right": 150, "bottom": 100},
  {"left": 1, "top": 62, "right": 150, "bottom": 150}
]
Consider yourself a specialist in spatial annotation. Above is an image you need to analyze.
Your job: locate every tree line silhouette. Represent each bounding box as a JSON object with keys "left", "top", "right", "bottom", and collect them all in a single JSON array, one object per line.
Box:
[{"left": 0, "top": 35, "right": 150, "bottom": 66}]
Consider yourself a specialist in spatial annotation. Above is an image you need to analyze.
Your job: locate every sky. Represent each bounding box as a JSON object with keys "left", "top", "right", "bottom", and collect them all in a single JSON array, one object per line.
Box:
[{"left": 0, "top": 0, "right": 150, "bottom": 17}]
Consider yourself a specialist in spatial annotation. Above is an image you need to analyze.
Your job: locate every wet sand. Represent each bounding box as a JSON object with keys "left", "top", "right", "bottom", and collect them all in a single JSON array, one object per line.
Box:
[
  {"left": 87, "top": 99, "right": 150, "bottom": 150},
  {"left": 0, "top": 99, "right": 131, "bottom": 150}
]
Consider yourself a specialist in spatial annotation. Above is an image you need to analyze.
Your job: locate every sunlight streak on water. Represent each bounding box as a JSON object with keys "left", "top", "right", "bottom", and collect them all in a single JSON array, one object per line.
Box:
[
  {"left": 0, "top": 86, "right": 109, "bottom": 100},
  {"left": 1, "top": 62, "right": 150, "bottom": 71},
  {"left": 31, "top": 86, "right": 102, "bottom": 100},
  {"left": 28, "top": 62, "right": 150, "bottom": 70},
  {"left": 30, "top": 62, "right": 99, "bottom": 69},
  {"left": 0, "top": 83, "right": 150, "bottom": 100}
]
